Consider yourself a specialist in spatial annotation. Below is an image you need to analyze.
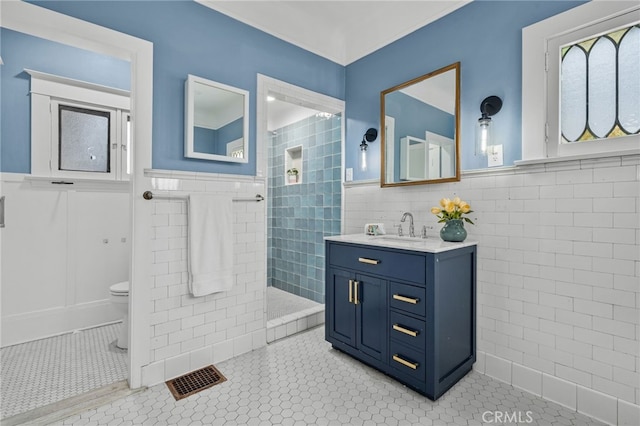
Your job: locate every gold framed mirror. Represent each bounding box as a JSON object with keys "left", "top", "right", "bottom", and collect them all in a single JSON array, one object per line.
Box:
[{"left": 380, "top": 62, "right": 460, "bottom": 187}]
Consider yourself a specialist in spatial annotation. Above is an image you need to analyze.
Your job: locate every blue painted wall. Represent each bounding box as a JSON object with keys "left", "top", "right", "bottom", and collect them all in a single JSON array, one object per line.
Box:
[
  {"left": 345, "top": 0, "right": 586, "bottom": 180},
  {"left": 0, "top": 28, "right": 130, "bottom": 173},
  {"left": 8, "top": 1, "right": 585, "bottom": 178},
  {"left": 30, "top": 0, "right": 345, "bottom": 175}
]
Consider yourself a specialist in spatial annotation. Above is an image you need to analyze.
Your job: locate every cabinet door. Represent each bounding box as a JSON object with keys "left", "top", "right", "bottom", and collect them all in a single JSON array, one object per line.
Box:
[
  {"left": 355, "top": 274, "right": 387, "bottom": 361},
  {"left": 326, "top": 267, "right": 356, "bottom": 347}
]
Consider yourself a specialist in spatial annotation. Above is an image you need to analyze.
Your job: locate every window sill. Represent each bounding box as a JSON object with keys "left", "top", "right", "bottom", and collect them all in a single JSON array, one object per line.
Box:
[
  {"left": 514, "top": 148, "right": 640, "bottom": 167},
  {"left": 24, "top": 175, "right": 130, "bottom": 192}
]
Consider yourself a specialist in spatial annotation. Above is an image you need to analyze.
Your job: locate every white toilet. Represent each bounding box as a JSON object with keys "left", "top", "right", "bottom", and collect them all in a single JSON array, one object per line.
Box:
[{"left": 109, "top": 281, "right": 129, "bottom": 349}]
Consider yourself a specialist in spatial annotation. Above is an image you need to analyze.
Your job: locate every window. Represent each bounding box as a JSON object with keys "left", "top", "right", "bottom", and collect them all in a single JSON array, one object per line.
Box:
[
  {"left": 27, "top": 70, "right": 131, "bottom": 180},
  {"left": 560, "top": 24, "right": 639, "bottom": 144},
  {"left": 58, "top": 104, "right": 111, "bottom": 173},
  {"left": 521, "top": 2, "right": 640, "bottom": 162}
]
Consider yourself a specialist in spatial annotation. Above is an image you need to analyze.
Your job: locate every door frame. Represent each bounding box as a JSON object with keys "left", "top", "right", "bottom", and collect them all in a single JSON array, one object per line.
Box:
[
  {"left": 1, "top": 1, "right": 154, "bottom": 388},
  {"left": 256, "top": 74, "right": 346, "bottom": 323}
]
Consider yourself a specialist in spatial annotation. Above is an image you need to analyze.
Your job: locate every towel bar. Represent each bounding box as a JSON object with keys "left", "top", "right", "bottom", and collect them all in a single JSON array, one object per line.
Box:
[{"left": 142, "top": 191, "right": 263, "bottom": 202}]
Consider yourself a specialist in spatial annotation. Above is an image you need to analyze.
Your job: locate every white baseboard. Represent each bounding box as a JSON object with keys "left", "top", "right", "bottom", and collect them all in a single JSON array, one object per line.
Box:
[
  {"left": 1, "top": 300, "right": 119, "bottom": 347},
  {"left": 475, "top": 351, "right": 639, "bottom": 426},
  {"left": 141, "top": 328, "right": 267, "bottom": 387}
]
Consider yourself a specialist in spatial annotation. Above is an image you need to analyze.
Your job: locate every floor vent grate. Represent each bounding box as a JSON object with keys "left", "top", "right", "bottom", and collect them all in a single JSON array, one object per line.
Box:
[{"left": 166, "top": 365, "right": 227, "bottom": 401}]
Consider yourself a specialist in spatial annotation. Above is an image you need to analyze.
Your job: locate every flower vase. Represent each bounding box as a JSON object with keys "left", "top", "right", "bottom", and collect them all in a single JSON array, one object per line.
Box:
[{"left": 440, "top": 219, "right": 467, "bottom": 242}]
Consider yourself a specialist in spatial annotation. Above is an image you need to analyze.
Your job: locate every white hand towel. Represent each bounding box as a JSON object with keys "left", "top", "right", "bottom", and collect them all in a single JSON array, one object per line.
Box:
[{"left": 188, "top": 194, "right": 234, "bottom": 297}]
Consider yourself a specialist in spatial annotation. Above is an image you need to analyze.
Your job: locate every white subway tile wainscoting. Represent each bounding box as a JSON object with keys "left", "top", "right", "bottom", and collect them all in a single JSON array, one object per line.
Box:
[
  {"left": 142, "top": 171, "right": 268, "bottom": 387},
  {"left": 344, "top": 155, "right": 640, "bottom": 425}
]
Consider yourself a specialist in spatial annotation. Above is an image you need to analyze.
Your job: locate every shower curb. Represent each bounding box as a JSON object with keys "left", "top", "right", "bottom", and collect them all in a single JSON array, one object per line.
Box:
[{"left": 266, "top": 305, "right": 325, "bottom": 343}]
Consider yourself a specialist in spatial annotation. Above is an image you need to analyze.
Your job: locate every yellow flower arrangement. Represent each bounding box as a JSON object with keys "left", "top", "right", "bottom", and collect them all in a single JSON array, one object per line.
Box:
[{"left": 431, "top": 196, "right": 474, "bottom": 224}]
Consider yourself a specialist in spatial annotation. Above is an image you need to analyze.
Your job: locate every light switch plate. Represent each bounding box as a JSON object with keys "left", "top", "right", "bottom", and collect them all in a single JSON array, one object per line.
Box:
[
  {"left": 345, "top": 168, "right": 353, "bottom": 181},
  {"left": 488, "top": 145, "right": 503, "bottom": 167}
]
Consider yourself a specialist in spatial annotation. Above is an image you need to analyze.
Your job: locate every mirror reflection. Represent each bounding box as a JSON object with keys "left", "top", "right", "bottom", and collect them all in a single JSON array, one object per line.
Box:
[
  {"left": 184, "top": 75, "right": 249, "bottom": 162},
  {"left": 381, "top": 62, "right": 460, "bottom": 186}
]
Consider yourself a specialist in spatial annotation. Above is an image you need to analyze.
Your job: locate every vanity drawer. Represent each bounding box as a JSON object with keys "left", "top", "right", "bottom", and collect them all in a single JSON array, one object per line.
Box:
[
  {"left": 389, "top": 340, "right": 426, "bottom": 382},
  {"left": 328, "top": 243, "right": 425, "bottom": 284},
  {"left": 390, "top": 311, "right": 426, "bottom": 351},
  {"left": 390, "top": 282, "right": 426, "bottom": 317}
]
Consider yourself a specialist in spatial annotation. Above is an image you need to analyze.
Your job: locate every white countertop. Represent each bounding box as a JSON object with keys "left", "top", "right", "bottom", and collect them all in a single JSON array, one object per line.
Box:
[{"left": 324, "top": 234, "right": 477, "bottom": 253}]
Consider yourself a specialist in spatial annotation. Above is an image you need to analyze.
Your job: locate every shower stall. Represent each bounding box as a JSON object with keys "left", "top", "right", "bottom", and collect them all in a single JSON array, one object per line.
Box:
[
  {"left": 267, "top": 111, "right": 342, "bottom": 303},
  {"left": 260, "top": 75, "right": 345, "bottom": 341}
]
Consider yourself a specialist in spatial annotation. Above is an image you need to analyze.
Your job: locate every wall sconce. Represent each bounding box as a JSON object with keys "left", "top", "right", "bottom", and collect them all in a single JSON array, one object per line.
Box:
[
  {"left": 359, "top": 128, "right": 378, "bottom": 171},
  {"left": 476, "top": 96, "right": 502, "bottom": 156}
]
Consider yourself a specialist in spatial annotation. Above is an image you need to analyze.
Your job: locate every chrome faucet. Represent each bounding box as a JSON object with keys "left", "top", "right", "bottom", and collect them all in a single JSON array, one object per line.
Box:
[{"left": 400, "top": 212, "right": 415, "bottom": 238}]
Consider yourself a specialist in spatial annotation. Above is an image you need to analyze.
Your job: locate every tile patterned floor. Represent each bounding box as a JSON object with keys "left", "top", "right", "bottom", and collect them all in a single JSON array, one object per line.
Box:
[
  {"left": 267, "top": 286, "right": 322, "bottom": 321},
  {"left": 51, "top": 326, "right": 603, "bottom": 426},
  {"left": 0, "top": 323, "right": 128, "bottom": 419}
]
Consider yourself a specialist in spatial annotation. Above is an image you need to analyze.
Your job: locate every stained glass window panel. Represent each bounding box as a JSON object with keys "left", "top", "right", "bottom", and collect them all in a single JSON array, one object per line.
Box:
[
  {"left": 560, "top": 24, "right": 640, "bottom": 144},
  {"left": 588, "top": 37, "right": 616, "bottom": 138},
  {"left": 561, "top": 46, "right": 587, "bottom": 142},
  {"left": 618, "top": 25, "right": 640, "bottom": 134}
]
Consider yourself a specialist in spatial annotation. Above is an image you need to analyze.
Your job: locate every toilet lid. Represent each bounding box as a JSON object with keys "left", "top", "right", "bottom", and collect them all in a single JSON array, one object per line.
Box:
[{"left": 110, "top": 281, "right": 129, "bottom": 295}]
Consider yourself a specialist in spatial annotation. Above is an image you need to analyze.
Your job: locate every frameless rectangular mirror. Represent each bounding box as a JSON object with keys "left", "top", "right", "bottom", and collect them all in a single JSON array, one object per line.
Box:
[
  {"left": 184, "top": 74, "right": 249, "bottom": 163},
  {"left": 381, "top": 62, "right": 460, "bottom": 186}
]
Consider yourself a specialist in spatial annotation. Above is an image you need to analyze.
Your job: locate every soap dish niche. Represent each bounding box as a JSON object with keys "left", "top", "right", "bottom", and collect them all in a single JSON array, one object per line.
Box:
[{"left": 285, "top": 145, "right": 302, "bottom": 185}]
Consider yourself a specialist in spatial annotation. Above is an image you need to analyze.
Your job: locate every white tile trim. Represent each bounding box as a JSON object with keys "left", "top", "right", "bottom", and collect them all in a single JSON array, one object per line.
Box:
[
  {"left": 478, "top": 351, "right": 640, "bottom": 425},
  {"left": 144, "top": 168, "right": 266, "bottom": 183},
  {"left": 512, "top": 363, "right": 542, "bottom": 397},
  {"left": 578, "top": 385, "right": 618, "bottom": 426},
  {"left": 618, "top": 399, "right": 640, "bottom": 426}
]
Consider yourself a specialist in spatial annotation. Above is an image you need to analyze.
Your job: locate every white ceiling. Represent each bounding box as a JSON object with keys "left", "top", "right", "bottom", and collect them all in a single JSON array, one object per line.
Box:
[{"left": 196, "top": 0, "right": 470, "bottom": 65}]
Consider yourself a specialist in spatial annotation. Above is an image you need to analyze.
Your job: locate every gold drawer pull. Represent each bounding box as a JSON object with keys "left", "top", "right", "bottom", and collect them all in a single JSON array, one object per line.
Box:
[
  {"left": 393, "top": 354, "right": 418, "bottom": 370},
  {"left": 393, "top": 294, "right": 419, "bottom": 304},
  {"left": 348, "top": 280, "right": 353, "bottom": 303},
  {"left": 393, "top": 324, "right": 418, "bottom": 337},
  {"left": 354, "top": 281, "right": 359, "bottom": 305},
  {"left": 358, "top": 257, "right": 380, "bottom": 265}
]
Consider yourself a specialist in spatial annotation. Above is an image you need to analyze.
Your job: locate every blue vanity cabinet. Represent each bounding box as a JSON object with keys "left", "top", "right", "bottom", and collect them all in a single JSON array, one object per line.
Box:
[
  {"left": 326, "top": 267, "right": 388, "bottom": 362},
  {"left": 325, "top": 237, "right": 477, "bottom": 401}
]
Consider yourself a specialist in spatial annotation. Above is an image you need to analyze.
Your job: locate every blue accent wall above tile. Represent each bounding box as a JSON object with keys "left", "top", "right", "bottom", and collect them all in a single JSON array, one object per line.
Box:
[
  {"left": 0, "top": 28, "right": 130, "bottom": 173},
  {"left": 20, "top": 0, "right": 587, "bottom": 179},
  {"left": 344, "top": 0, "right": 586, "bottom": 180},
  {"left": 28, "top": 0, "right": 345, "bottom": 176}
]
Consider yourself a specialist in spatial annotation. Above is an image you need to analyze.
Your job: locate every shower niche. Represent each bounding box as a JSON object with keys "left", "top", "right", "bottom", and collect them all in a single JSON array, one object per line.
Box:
[{"left": 285, "top": 145, "right": 302, "bottom": 185}]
